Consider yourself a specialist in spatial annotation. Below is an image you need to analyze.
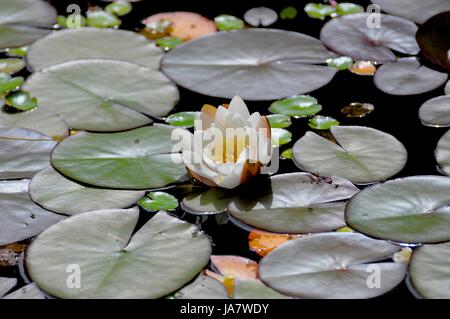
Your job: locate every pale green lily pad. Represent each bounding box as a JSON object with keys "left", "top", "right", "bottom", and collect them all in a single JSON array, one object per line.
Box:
[
  {"left": 138, "top": 191, "right": 178, "bottom": 212},
  {"left": 86, "top": 9, "right": 121, "bottom": 28},
  {"left": 0, "top": 75, "right": 24, "bottom": 95},
  {"left": 271, "top": 128, "right": 292, "bottom": 147},
  {"left": 280, "top": 7, "right": 298, "bottom": 19},
  {"left": 293, "top": 126, "right": 407, "bottom": 184},
  {"left": 0, "top": 0, "right": 56, "bottom": 49},
  {"left": 0, "top": 179, "right": 65, "bottom": 246},
  {"left": 165, "top": 111, "right": 196, "bottom": 128},
  {"left": 0, "top": 107, "right": 69, "bottom": 140},
  {"left": 228, "top": 172, "right": 359, "bottom": 233},
  {"left": 6, "top": 46, "right": 28, "bottom": 57},
  {"left": 155, "top": 36, "right": 183, "bottom": 49},
  {"left": 410, "top": 242, "right": 450, "bottom": 298},
  {"left": 336, "top": 3, "right": 364, "bottom": 15},
  {"left": 266, "top": 114, "right": 291, "bottom": 128},
  {"left": 304, "top": 3, "right": 336, "bottom": 20},
  {"left": 2, "top": 283, "right": 45, "bottom": 299},
  {"left": 105, "top": 0, "right": 132, "bottom": 16},
  {"left": 181, "top": 188, "right": 233, "bottom": 215},
  {"left": 29, "top": 167, "right": 145, "bottom": 215},
  {"left": 5, "top": 91, "right": 37, "bottom": 111},
  {"left": 269, "top": 95, "right": 322, "bottom": 117},
  {"left": 0, "top": 58, "right": 25, "bottom": 74},
  {"left": 419, "top": 96, "right": 450, "bottom": 127},
  {"left": 214, "top": 14, "right": 244, "bottom": 31},
  {"left": 259, "top": 233, "right": 406, "bottom": 298},
  {"left": 27, "top": 28, "right": 163, "bottom": 71},
  {"left": 346, "top": 176, "right": 450, "bottom": 244},
  {"left": 308, "top": 115, "right": 339, "bottom": 130},
  {"left": 23, "top": 59, "right": 179, "bottom": 132},
  {"left": 0, "top": 127, "right": 56, "bottom": 179},
  {"left": 327, "top": 56, "right": 353, "bottom": 70},
  {"left": 26, "top": 210, "right": 211, "bottom": 299},
  {"left": 0, "top": 277, "right": 17, "bottom": 297},
  {"left": 51, "top": 124, "right": 188, "bottom": 190},
  {"left": 436, "top": 129, "right": 450, "bottom": 175},
  {"left": 280, "top": 148, "right": 293, "bottom": 159}
]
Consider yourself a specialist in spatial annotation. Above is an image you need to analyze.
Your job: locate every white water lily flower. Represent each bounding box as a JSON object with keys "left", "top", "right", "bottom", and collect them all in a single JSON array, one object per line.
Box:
[{"left": 173, "top": 96, "right": 272, "bottom": 189}]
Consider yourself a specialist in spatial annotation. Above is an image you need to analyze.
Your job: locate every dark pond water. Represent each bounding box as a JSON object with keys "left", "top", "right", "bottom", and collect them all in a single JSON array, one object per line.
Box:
[{"left": 2, "top": 0, "right": 448, "bottom": 299}]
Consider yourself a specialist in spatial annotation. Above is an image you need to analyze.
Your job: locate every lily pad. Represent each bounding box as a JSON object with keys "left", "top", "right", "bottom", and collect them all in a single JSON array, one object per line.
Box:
[
  {"left": 23, "top": 60, "right": 179, "bottom": 132},
  {"left": 259, "top": 233, "right": 406, "bottom": 299},
  {"left": 336, "top": 3, "right": 364, "bottom": 15},
  {"left": 304, "top": 3, "right": 336, "bottom": 20},
  {"left": 2, "top": 283, "right": 45, "bottom": 299},
  {"left": 244, "top": 7, "right": 278, "bottom": 27},
  {"left": 181, "top": 188, "right": 232, "bottom": 215},
  {"left": 5, "top": 91, "right": 37, "bottom": 111},
  {"left": 266, "top": 114, "right": 291, "bottom": 129},
  {"left": 416, "top": 12, "right": 450, "bottom": 72},
  {"left": 269, "top": 95, "right": 322, "bottom": 117},
  {"left": 436, "top": 129, "right": 450, "bottom": 176},
  {"left": 6, "top": 46, "right": 28, "bottom": 57},
  {"left": 374, "top": 58, "right": 448, "bottom": 96},
  {"left": 370, "top": 0, "right": 450, "bottom": 24},
  {"left": 320, "top": 13, "right": 419, "bottom": 63},
  {"left": 0, "top": 277, "right": 17, "bottom": 297},
  {"left": 214, "top": 15, "right": 244, "bottom": 31},
  {"left": 138, "top": 191, "right": 178, "bottom": 212},
  {"left": 228, "top": 172, "right": 359, "bottom": 233},
  {"left": 293, "top": 126, "right": 407, "bottom": 184},
  {"left": 308, "top": 115, "right": 339, "bottom": 130},
  {"left": 165, "top": 111, "right": 196, "bottom": 128},
  {"left": 27, "top": 28, "right": 163, "bottom": 71},
  {"left": 0, "top": 0, "right": 56, "bottom": 49},
  {"left": 155, "top": 36, "right": 184, "bottom": 49},
  {"left": 419, "top": 96, "right": 450, "bottom": 127},
  {"left": 86, "top": 9, "right": 121, "bottom": 28},
  {"left": 51, "top": 124, "right": 188, "bottom": 190},
  {"left": 446, "top": 81, "right": 450, "bottom": 95},
  {"left": 161, "top": 29, "right": 338, "bottom": 100},
  {"left": 271, "top": 128, "right": 292, "bottom": 147},
  {"left": 105, "top": 1, "right": 132, "bottom": 16},
  {"left": 0, "top": 179, "right": 65, "bottom": 246},
  {"left": 26, "top": 210, "right": 211, "bottom": 298},
  {"left": 0, "top": 58, "right": 26, "bottom": 74},
  {"left": 280, "top": 148, "right": 293, "bottom": 160},
  {"left": 409, "top": 242, "right": 450, "bottom": 299},
  {"left": 0, "top": 127, "right": 56, "bottom": 179},
  {"left": 280, "top": 7, "right": 298, "bottom": 20},
  {"left": 327, "top": 56, "right": 353, "bottom": 70},
  {"left": 0, "top": 107, "right": 69, "bottom": 140},
  {"left": 29, "top": 167, "right": 145, "bottom": 215},
  {"left": 346, "top": 176, "right": 450, "bottom": 244},
  {"left": 0, "top": 75, "right": 24, "bottom": 95}
]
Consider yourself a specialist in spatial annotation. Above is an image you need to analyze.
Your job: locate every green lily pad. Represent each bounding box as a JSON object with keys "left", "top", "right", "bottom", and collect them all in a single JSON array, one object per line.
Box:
[
  {"left": 435, "top": 129, "right": 450, "bottom": 176},
  {"left": 419, "top": 96, "right": 450, "bottom": 127},
  {"left": 0, "top": 75, "right": 24, "bottom": 95},
  {"left": 27, "top": 28, "right": 163, "bottom": 71},
  {"left": 304, "top": 3, "right": 336, "bottom": 20},
  {"left": 327, "top": 56, "right": 353, "bottom": 70},
  {"left": 0, "top": 107, "right": 69, "bottom": 140},
  {"left": 86, "top": 9, "right": 121, "bottom": 28},
  {"left": 271, "top": 128, "right": 292, "bottom": 147},
  {"left": 228, "top": 173, "right": 358, "bottom": 233},
  {"left": 63, "top": 14, "right": 87, "bottom": 29},
  {"left": 269, "top": 95, "right": 322, "bottom": 117},
  {"left": 5, "top": 46, "right": 28, "bottom": 57},
  {"left": 0, "top": 0, "right": 56, "bottom": 49},
  {"left": 26, "top": 210, "right": 211, "bottom": 298},
  {"left": 5, "top": 91, "right": 37, "bottom": 111},
  {"left": 105, "top": 0, "right": 132, "bottom": 16},
  {"left": 259, "top": 233, "right": 406, "bottom": 298},
  {"left": 293, "top": 126, "right": 407, "bottom": 184},
  {"left": 244, "top": 7, "right": 278, "bottom": 27},
  {"left": 181, "top": 188, "right": 232, "bottom": 215},
  {"left": 29, "top": 167, "right": 145, "bottom": 215},
  {"left": 138, "top": 191, "right": 178, "bottom": 212},
  {"left": 23, "top": 59, "right": 179, "bottom": 132},
  {"left": 336, "top": 3, "right": 364, "bottom": 15},
  {"left": 280, "top": 7, "right": 298, "bottom": 19},
  {"left": 266, "top": 114, "right": 291, "bottom": 129},
  {"left": 280, "top": 148, "right": 293, "bottom": 160},
  {"left": 374, "top": 58, "right": 448, "bottom": 96},
  {"left": 0, "top": 127, "right": 56, "bottom": 179},
  {"left": 2, "top": 283, "right": 46, "bottom": 299},
  {"left": 155, "top": 36, "right": 184, "bottom": 49},
  {"left": 409, "top": 242, "right": 450, "bottom": 298},
  {"left": 51, "top": 124, "right": 188, "bottom": 190},
  {"left": 214, "top": 14, "right": 244, "bottom": 31},
  {"left": 161, "top": 29, "right": 337, "bottom": 100},
  {"left": 0, "top": 179, "right": 65, "bottom": 246},
  {"left": 346, "top": 176, "right": 450, "bottom": 244},
  {"left": 165, "top": 111, "right": 196, "bottom": 128},
  {"left": 0, "top": 58, "right": 25, "bottom": 74},
  {"left": 308, "top": 115, "right": 339, "bottom": 130}
]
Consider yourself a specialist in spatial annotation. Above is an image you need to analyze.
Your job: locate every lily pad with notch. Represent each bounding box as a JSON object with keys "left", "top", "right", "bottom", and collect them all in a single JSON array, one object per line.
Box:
[{"left": 419, "top": 96, "right": 450, "bottom": 127}]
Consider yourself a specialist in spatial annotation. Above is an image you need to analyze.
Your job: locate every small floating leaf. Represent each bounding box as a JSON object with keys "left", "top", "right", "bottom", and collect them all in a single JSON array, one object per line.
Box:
[
  {"left": 249, "top": 231, "right": 301, "bottom": 257},
  {"left": 280, "top": 148, "right": 293, "bottom": 160},
  {"left": 280, "top": 6, "right": 298, "bottom": 19},
  {"left": 214, "top": 14, "right": 244, "bottom": 31},
  {"left": 105, "top": 0, "right": 132, "bottom": 16},
  {"left": 308, "top": 115, "right": 339, "bottom": 130},
  {"left": 5, "top": 91, "right": 37, "bottom": 111},
  {"left": 419, "top": 96, "right": 450, "bottom": 127},
  {"left": 341, "top": 102, "right": 374, "bottom": 117},
  {"left": 266, "top": 114, "right": 291, "bottom": 128},
  {"left": 181, "top": 188, "right": 232, "bottom": 215},
  {"left": 349, "top": 61, "right": 376, "bottom": 76},
  {"left": 165, "top": 111, "right": 196, "bottom": 128},
  {"left": 142, "top": 19, "right": 171, "bottom": 39},
  {"left": 138, "top": 191, "right": 179, "bottom": 212},
  {"left": 0, "top": 75, "right": 24, "bottom": 95},
  {"left": 86, "top": 9, "right": 121, "bottom": 28},
  {"left": 271, "top": 128, "right": 292, "bottom": 147},
  {"left": 65, "top": 14, "right": 87, "bottom": 29},
  {"left": 5, "top": 47, "right": 28, "bottom": 57},
  {"left": 327, "top": 56, "right": 353, "bottom": 70},
  {"left": 244, "top": 7, "right": 278, "bottom": 27},
  {"left": 155, "top": 36, "right": 183, "bottom": 49},
  {"left": 304, "top": 3, "right": 336, "bottom": 20},
  {"left": 336, "top": 3, "right": 364, "bottom": 15},
  {"left": 0, "top": 58, "right": 25, "bottom": 74},
  {"left": 269, "top": 95, "right": 322, "bottom": 117}
]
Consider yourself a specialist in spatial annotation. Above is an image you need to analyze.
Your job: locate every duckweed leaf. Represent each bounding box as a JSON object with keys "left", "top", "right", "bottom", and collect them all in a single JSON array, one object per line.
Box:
[
  {"left": 27, "top": 28, "right": 163, "bottom": 71},
  {"left": 327, "top": 56, "right": 353, "bottom": 70},
  {"left": 419, "top": 96, "right": 450, "bottom": 127},
  {"left": 105, "top": 0, "right": 132, "bottom": 16},
  {"left": 243, "top": 7, "right": 278, "bottom": 27},
  {"left": 29, "top": 167, "right": 145, "bottom": 215},
  {"left": 293, "top": 126, "right": 407, "bottom": 184},
  {"left": 374, "top": 58, "right": 448, "bottom": 96},
  {"left": 161, "top": 29, "right": 337, "bottom": 100},
  {"left": 228, "top": 173, "right": 359, "bottom": 233},
  {"left": 138, "top": 191, "right": 178, "bottom": 212},
  {"left": 155, "top": 36, "right": 183, "bottom": 49},
  {"left": 51, "top": 124, "right": 188, "bottom": 190},
  {"left": 23, "top": 60, "right": 179, "bottom": 132},
  {"left": 0, "top": 179, "right": 65, "bottom": 245},
  {"left": 0, "top": 58, "right": 25, "bottom": 74},
  {"left": 304, "top": 3, "right": 336, "bottom": 20},
  {"left": 269, "top": 95, "right": 322, "bottom": 117},
  {"left": 5, "top": 91, "right": 37, "bottom": 111},
  {"left": 280, "top": 7, "right": 298, "bottom": 19},
  {"left": 266, "top": 114, "right": 291, "bottom": 128},
  {"left": 86, "top": 9, "right": 121, "bottom": 28},
  {"left": 308, "top": 115, "right": 339, "bottom": 130},
  {"left": 336, "top": 3, "right": 364, "bottom": 15},
  {"left": 214, "top": 14, "right": 244, "bottom": 31},
  {"left": 320, "top": 13, "right": 419, "bottom": 63},
  {"left": 259, "top": 233, "right": 406, "bottom": 298},
  {"left": 165, "top": 111, "right": 196, "bottom": 128},
  {"left": 26, "top": 210, "right": 211, "bottom": 298},
  {"left": 346, "top": 176, "right": 450, "bottom": 244}
]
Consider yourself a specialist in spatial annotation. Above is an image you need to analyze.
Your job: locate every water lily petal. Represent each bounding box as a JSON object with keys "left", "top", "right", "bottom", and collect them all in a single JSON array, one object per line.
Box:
[
  {"left": 196, "top": 104, "right": 216, "bottom": 130},
  {"left": 228, "top": 95, "right": 251, "bottom": 120}
]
